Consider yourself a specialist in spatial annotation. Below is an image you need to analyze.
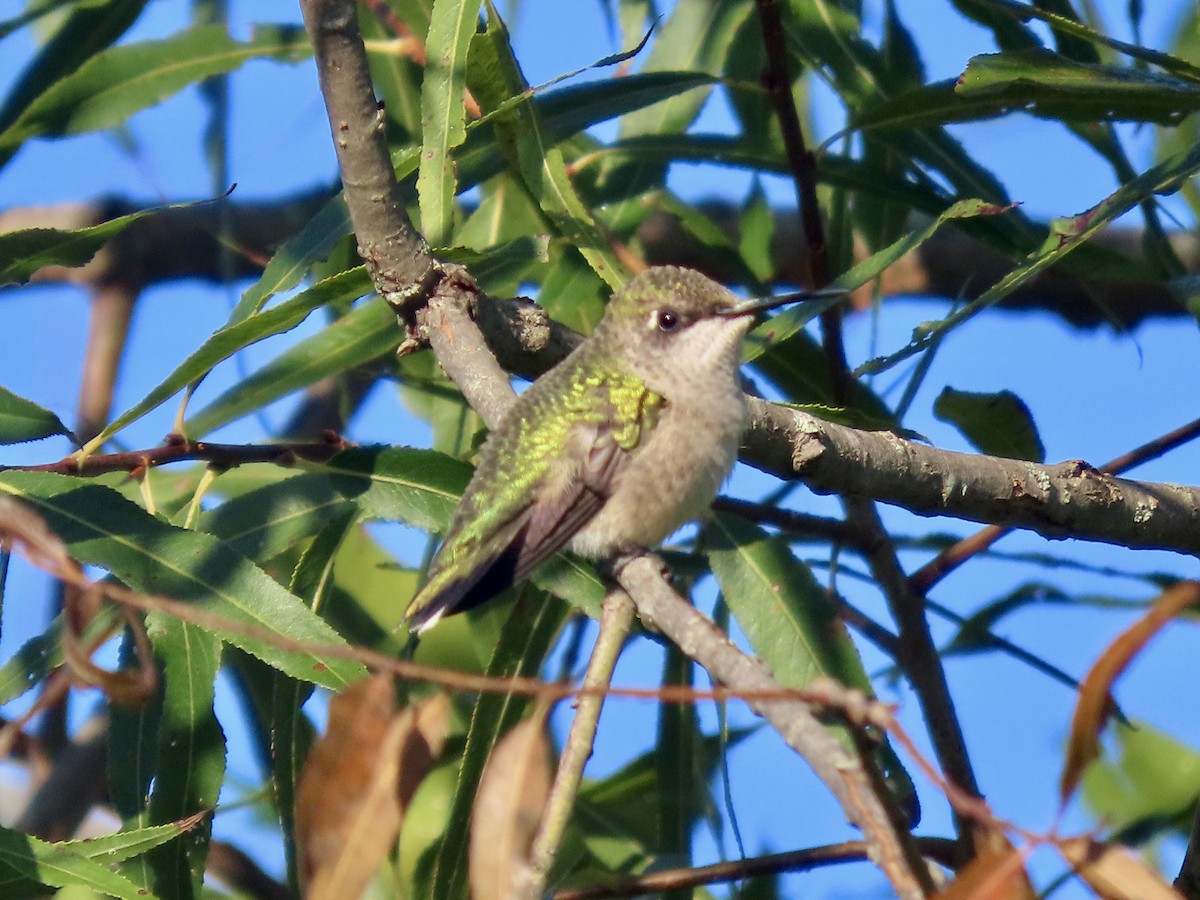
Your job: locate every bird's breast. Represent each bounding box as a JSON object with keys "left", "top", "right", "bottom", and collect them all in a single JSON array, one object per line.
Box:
[{"left": 569, "top": 388, "right": 747, "bottom": 557}]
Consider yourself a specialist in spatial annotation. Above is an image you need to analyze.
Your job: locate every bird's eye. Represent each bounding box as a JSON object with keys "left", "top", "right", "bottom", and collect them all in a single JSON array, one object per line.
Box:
[{"left": 656, "top": 309, "right": 680, "bottom": 332}]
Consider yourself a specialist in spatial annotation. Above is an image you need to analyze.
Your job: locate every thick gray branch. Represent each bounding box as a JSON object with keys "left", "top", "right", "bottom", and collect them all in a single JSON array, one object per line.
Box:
[
  {"left": 745, "top": 398, "right": 1200, "bottom": 556},
  {"left": 298, "top": 0, "right": 434, "bottom": 313}
]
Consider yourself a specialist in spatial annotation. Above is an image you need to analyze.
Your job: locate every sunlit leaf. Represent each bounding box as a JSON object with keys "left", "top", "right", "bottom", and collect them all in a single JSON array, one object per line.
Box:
[
  {"left": 417, "top": 0, "right": 477, "bottom": 247},
  {"left": 0, "top": 825, "right": 151, "bottom": 899},
  {"left": 80, "top": 267, "right": 372, "bottom": 456},
  {"left": 0, "top": 24, "right": 311, "bottom": 152},
  {"left": 0, "top": 206, "right": 155, "bottom": 286}
]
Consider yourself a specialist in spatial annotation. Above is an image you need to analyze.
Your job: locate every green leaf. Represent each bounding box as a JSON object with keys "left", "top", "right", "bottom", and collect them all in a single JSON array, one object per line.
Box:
[
  {"left": 110, "top": 634, "right": 161, "bottom": 891},
  {"left": 956, "top": 49, "right": 1200, "bottom": 125},
  {"left": 198, "top": 475, "right": 357, "bottom": 564},
  {"left": 0, "top": 471, "right": 366, "bottom": 689},
  {"left": 0, "top": 205, "right": 156, "bottom": 286},
  {"left": 310, "top": 446, "right": 472, "bottom": 530},
  {"left": 705, "top": 512, "right": 919, "bottom": 815},
  {"left": 66, "top": 819, "right": 204, "bottom": 862},
  {"left": 859, "top": 136, "right": 1200, "bottom": 375},
  {"left": 0, "top": 0, "right": 147, "bottom": 138},
  {"left": 80, "top": 266, "right": 372, "bottom": 456},
  {"left": 417, "top": 0, "right": 479, "bottom": 247},
  {"left": 1082, "top": 720, "right": 1200, "bottom": 838},
  {"left": 361, "top": 8, "right": 424, "bottom": 144},
  {"left": 230, "top": 193, "right": 351, "bottom": 322},
  {"left": 933, "top": 386, "right": 1045, "bottom": 462},
  {"left": 467, "top": 7, "right": 625, "bottom": 288},
  {"left": 574, "top": 728, "right": 753, "bottom": 856},
  {"left": 0, "top": 23, "right": 311, "bottom": 153},
  {"left": 974, "top": 0, "right": 1200, "bottom": 82},
  {"left": 141, "top": 617, "right": 225, "bottom": 900},
  {"left": 196, "top": 446, "right": 469, "bottom": 567},
  {"left": 706, "top": 512, "right": 873, "bottom": 692},
  {"left": 0, "top": 386, "right": 71, "bottom": 444},
  {"left": 656, "top": 647, "right": 697, "bottom": 885},
  {"left": 0, "top": 825, "right": 151, "bottom": 899},
  {"left": 739, "top": 179, "right": 776, "bottom": 284},
  {"left": 185, "top": 297, "right": 397, "bottom": 437}
]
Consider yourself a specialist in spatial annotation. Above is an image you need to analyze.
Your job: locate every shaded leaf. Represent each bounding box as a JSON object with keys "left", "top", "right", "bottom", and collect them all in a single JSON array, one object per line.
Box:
[
  {"left": 80, "top": 267, "right": 372, "bottom": 456},
  {"left": 933, "top": 387, "right": 1045, "bottom": 462},
  {"left": 297, "top": 674, "right": 405, "bottom": 900},
  {"left": 0, "top": 471, "right": 366, "bottom": 688},
  {"left": 141, "top": 616, "right": 225, "bottom": 900},
  {"left": 426, "top": 587, "right": 568, "bottom": 899},
  {"left": 469, "top": 706, "right": 552, "bottom": 900},
  {"left": 860, "top": 137, "right": 1200, "bottom": 375},
  {"left": 1061, "top": 581, "right": 1200, "bottom": 803}
]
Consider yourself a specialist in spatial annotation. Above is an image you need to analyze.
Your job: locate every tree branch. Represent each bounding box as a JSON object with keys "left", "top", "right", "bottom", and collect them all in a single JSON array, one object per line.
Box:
[
  {"left": 5, "top": 198, "right": 1196, "bottom": 331},
  {"left": 618, "top": 556, "right": 933, "bottom": 898},
  {"left": 744, "top": 398, "right": 1200, "bottom": 557},
  {"left": 298, "top": 0, "right": 435, "bottom": 317}
]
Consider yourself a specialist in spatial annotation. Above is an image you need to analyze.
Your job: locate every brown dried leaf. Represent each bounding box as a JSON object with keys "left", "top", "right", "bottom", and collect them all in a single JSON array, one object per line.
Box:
[
  {"left": 1061, "top": 581, "right": 1200, "bottom": 804},
  {"left": 296, "top": 674, "right": 404, "bottom": 900},
  {"left": 934, "top": 827, "right": 1035, "bottom": 900},
  {"left": 0, "top": 496, "right": 73, "bottom": 574},
  {"left": 1058, "top": 835, "right": 1183, "bottom": 900},
  {"left": 469, "top": 706, "right": 553, "bottom": 900},
  {"left": 396, "top": 692, "right": 451, "bottom": 816},
  {"left": 63, "top": 603, "right": 157, "bottom": 706}
]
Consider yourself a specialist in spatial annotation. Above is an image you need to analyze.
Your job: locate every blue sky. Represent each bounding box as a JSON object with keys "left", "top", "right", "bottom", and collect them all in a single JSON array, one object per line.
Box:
[{"left": 2, "top": 1, "right": 1200, "bottom": 896}]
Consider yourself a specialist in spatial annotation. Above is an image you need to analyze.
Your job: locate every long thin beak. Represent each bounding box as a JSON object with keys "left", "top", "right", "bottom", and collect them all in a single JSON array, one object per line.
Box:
[{"left": 718, "top": 287, "right": 848, "bottom": 318}]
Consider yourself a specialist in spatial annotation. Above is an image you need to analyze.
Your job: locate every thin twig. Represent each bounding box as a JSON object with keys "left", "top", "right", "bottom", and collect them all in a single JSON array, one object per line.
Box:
[
  {"left": 712, "top": 496, "right": 870, "bottom": 548},
  {"left": 618, "top": 554, "right": 932, "bottom": 899},
  {"left": 552, "top": 837, "right": 959, "bottom": 900},
  {"left": 848, "top": 496, "right": 979, "bottom": 852},
  {"left": 0, "top": 434, "right": 349, "bottom": 477},
  {"left": 519, "top": 591, "right": 635, "bottom": 899},
  {"left": 753, "top": 0, "right": 974, "bottom": 864}
]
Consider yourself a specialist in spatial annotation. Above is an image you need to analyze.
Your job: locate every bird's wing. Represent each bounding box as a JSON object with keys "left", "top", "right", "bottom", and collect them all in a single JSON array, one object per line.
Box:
[
  {"left": 510, "top": 420, "right": 627, "bottom": 582},
  {"left": 405, "top": 421, "right": 628, "bottom": 633}
]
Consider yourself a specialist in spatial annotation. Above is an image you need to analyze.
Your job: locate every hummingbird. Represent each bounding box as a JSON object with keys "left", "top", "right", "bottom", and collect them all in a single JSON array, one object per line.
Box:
[{"left": 404, "top": 266, "right": 839, "bottom": 633}]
